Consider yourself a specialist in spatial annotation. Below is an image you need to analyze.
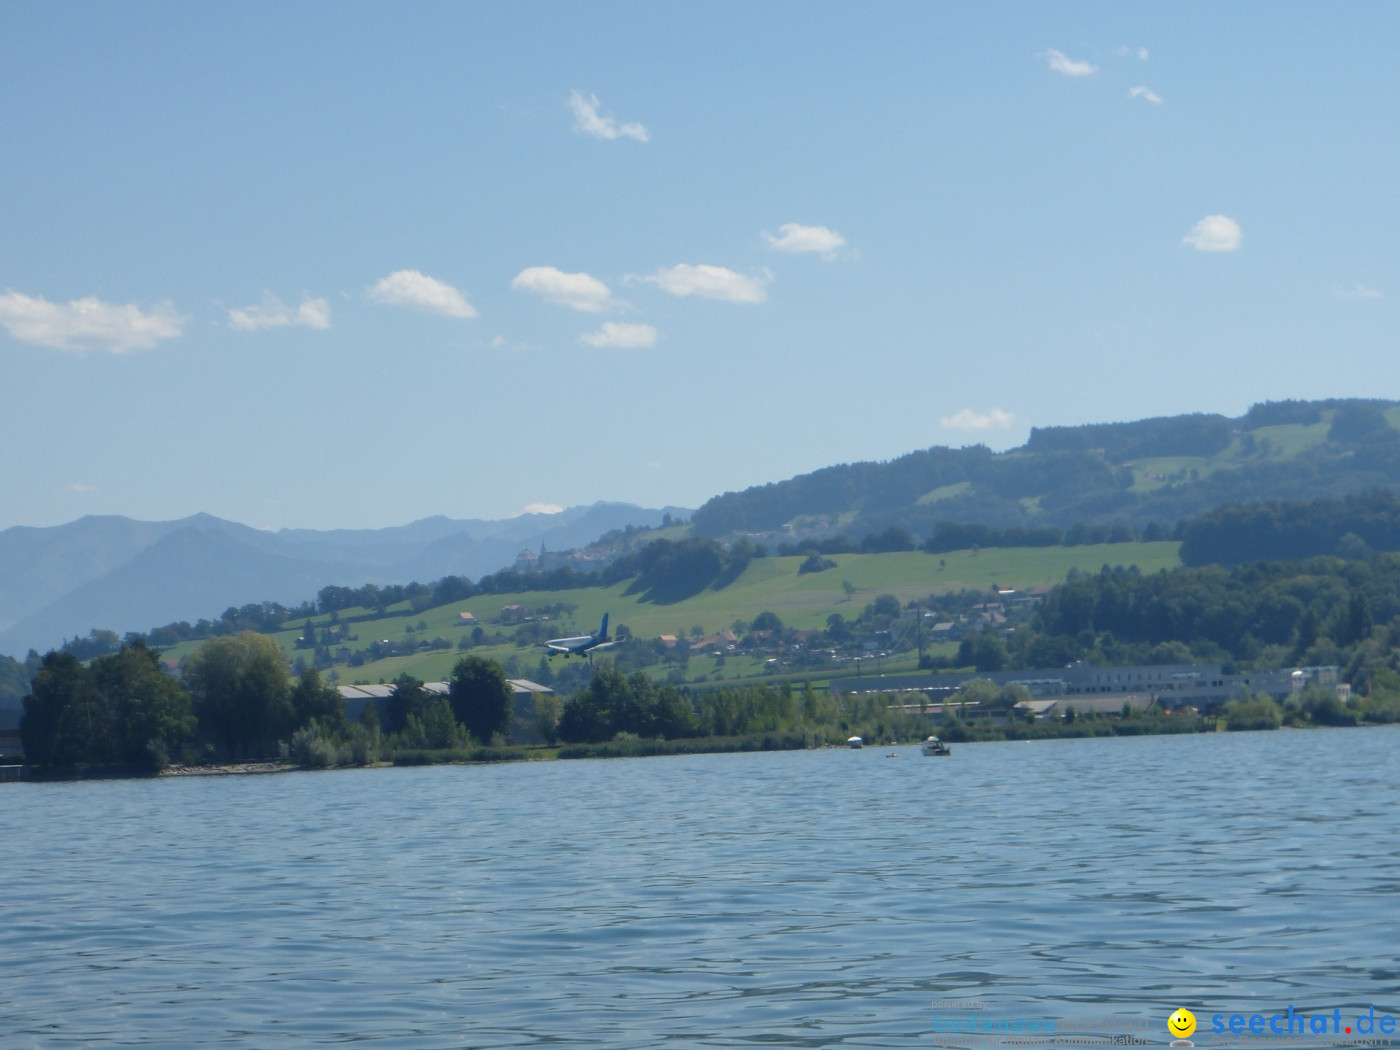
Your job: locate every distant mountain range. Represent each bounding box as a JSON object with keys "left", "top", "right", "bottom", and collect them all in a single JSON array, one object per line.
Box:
[{"left": 0, "top": 503, "right": 687, "bottom": 657}]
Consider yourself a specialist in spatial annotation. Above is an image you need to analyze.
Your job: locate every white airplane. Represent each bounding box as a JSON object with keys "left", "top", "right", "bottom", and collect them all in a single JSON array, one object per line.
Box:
[{"left": 544, "top": 613, "right": 614, "bottom": 659}]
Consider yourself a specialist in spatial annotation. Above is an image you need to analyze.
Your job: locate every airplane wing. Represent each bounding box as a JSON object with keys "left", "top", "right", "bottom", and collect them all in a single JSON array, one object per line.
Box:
[{"left": 590, "top": 641, "right": 615, "bottom": 652}]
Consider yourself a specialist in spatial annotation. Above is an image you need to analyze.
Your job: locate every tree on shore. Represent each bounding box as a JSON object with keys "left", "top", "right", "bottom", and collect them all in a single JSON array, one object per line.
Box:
[
  {"left": 448, "top": 655, "right": 513, "bottom": 744},
  {"left": 183, "top": 632, "right": 295, "bottom": 760},
  {"left": 22, "top": 642, "right": 193, "bottom": 771}
]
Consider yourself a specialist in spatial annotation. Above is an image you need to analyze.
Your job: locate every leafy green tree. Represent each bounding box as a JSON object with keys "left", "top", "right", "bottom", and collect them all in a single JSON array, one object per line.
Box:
[
  {"left": 653, "top": 685, "right": 701, "bottom": 738},
  {"left": 448, "top": 656, "right": 513, "bottom": 744},
  {"left": 956, "top": 678, "right": 1000, "bottom": 710},
  {"left": 557, "top": 676, "right": 612, "bottom": 742},
  {"left": 957, "top": 627, "right": 1008, "bottom": 672},
  {"left": 402, "top": 698, "right": 465, "bottom": 749},
  {"left": 1224, "top": 694, "right": 1282, "bottom": 731},
  {"left": 866, "top": 594, "right": 902, "bottom": 622},
  {"left": 387, "top": 673, "right": 429, "bottom": 731},
  {"left": 291, "top": 667, "right": 344, "bottom": 729},
  {"left": 751, "top": 611, "right": 785, "bottom": 634},
  {"left": 22, "top": 644, "right": 193, "bottom": 771},
  {"left": 91, "top": 641, "right": 194, "bottom": 771},
  {"left": 183, "top": 632, "right": 295, "bottom": 760},
  {"left": 21, "top": 651, "right": 111, "bottom": 767},
  {"left": 533, "top": 692, "right": 561, "bottom": 745},
  {"left": 825, "top": 613, "right": 852, "bottom": 642}
]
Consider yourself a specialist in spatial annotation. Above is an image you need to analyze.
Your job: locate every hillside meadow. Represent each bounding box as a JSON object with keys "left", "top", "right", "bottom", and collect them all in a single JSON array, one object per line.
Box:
[{"left": 156, "top": 541, "right": 1181, "bottom": 686}]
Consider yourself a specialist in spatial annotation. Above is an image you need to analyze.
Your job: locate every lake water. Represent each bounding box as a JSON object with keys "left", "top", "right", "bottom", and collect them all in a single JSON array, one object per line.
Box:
[{"left": 4, "top": 728, "right": 1400, "bottom": 1049}]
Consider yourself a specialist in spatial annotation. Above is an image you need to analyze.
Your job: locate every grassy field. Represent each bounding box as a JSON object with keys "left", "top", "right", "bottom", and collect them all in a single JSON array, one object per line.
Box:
[
  {"left": 915, "top": 481, "right": 972, "bottom": 506},
  {"left": 158, "top": 541, "right": 1181, "bottom": 686},
  {"left": 1127, "top": 420, "right": 1335, "bottom": 494}
]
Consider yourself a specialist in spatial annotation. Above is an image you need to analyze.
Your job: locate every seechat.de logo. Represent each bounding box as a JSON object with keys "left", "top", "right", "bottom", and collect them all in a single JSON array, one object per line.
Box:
[{"left": 1168, "top": 1008, "right": 1197, "bottom": 1044}]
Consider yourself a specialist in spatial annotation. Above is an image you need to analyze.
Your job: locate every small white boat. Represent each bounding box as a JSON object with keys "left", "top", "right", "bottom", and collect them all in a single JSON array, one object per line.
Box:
[
  {"left": 847, "top": 735, "right": 864, "bottom": 749},
  {"left": 920, "top": 736, "right": 951, "bottom": 757}
]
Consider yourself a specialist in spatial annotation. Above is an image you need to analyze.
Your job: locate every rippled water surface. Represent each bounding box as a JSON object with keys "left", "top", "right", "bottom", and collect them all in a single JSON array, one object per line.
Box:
[{"left": 5, "top": 728, "right": 1400, "bottom": 1048}]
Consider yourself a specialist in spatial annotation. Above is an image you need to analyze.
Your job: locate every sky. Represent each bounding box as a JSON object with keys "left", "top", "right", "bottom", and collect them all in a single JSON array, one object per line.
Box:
[{"left": 2, "top": 2, "right": 1397, "bottom": 531}]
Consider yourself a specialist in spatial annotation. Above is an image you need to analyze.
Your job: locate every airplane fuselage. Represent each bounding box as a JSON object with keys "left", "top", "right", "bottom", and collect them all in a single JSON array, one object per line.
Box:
[{"left": 544, "top": 614, "right": 612, "bottom": 658}]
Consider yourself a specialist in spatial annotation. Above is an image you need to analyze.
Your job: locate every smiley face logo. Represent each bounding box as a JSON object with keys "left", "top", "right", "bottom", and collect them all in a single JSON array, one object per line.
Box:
[{"left": 1168, "top": 1008, "right": 1197, "bottom": 1039}]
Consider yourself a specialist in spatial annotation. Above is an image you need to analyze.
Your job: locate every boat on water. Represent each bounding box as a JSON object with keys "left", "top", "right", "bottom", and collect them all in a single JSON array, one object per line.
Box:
[
  {"left": 920, "top": 736, "right": 951, "bottom": 757},
  {"left": 847, "top": 736, "right": 863, "bottom": 749}
]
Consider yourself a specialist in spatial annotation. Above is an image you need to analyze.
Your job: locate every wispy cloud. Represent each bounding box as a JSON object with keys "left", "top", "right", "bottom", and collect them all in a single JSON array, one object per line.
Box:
[
  {"left": 1117, "top": 45, "right": 1149, "bottom": 60},
  {"left": 1335, "top": 284, "right": 1383, "bottom": 300},
  {"left": 367, "top": 270, "right": 477, "bottom": 318},
  {"left": 1182, "top": 215, "right": 1242, "bottom": 252},
  {"left": 1129, "top": 85, "right": 1163, "bottom": 105},
  {"left": 763, "top": 223, "right": 847, "bottom": 260},
  {"left": 941, "top": 408, "right": 1015, "bottom": 432},
  {"left": 511, "top": 267, "right": 615, "bottom": 312},
  {"left": 580, "top": 321, "right": 657, "bottom": 348},
  {"left": 67, "top": 482, "right": 95, "bottom": 493},
  {"left": 522, "top": 502, "right": 564, "bottom": 515},
  {"left": 1042, "top": 49, "right": 1097, "bottom": 77},
  {"left": 642, "top": 264, "right": 770, "bottom": 303},
  {"left": 228, "top": 294, "right": 330, "bottom": 331},
  {"left": 0, "top": 290, "right": 184, "bottom": 352},
  {"left": 568, "top": 91, "right": 648, "bottom": 142}
]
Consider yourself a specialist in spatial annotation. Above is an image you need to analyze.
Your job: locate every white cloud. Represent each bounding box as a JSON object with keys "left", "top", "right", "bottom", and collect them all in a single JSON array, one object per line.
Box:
[
  {"left": 580, "top": 321, "right": 657, "bottom": 348},
  {"left": 367, "top": 269, "right": 476, "bottom": 317},
  {"left": 1335, "top": 284, "right": 1383, "bottom": 300},
  {"left": 0, "top": 291, "right": 184, "bottom": 352},
  {"left": 1119, "top": 45, "right": 1149, "bottom": 60},
  {"left": 941, "top": 408, "right": 1016, "bottom": 432},
  {"left": 1138, "top": 47, "right": 1149, "bottom": 60},
  {"left": 642, "top": 264, "right": 770, "bottom": 303},
  {"left": 228, "top": 294, "right": 331, "bottom": 331},
  {"left": 763, "top": 223, "right": 847, "bottom": 260},
  {"left": 511, "top": 267, "right": 615, "bottom": 312},
  {"left": 1182, "top": 215, "right": 1243, "bottom": 252},
  {"left": 522, "top": 502, "right": 565, "bottom": 515},
  {"left": 67, "top": 482, "right": 94, "bottom": 493},
  {"left": 1129, "top": 85, "right": 1163, "bottom": 105},
  {"left": 568, "top": 91, "right": 648, "bottom": 142},
  {"left": 1043, "top": 49, "right": 1097, "bottom": 76}
]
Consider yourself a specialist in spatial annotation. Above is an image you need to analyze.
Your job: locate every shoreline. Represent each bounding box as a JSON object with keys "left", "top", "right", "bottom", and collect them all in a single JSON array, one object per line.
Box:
[
  {"left": 11, "top": 721, "right": 1395, "bottom": 782},
  {"left": 160, "top": 762, "right": 301, "bottom": 777}
]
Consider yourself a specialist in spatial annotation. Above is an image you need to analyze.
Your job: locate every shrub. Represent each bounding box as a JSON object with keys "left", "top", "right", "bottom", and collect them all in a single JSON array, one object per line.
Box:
[{"left": 1224, "top": 695, "right": 1282, "bottom": 731}]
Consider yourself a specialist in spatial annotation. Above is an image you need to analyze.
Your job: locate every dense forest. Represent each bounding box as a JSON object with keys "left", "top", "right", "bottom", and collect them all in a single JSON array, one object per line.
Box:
[
  {"left": 984, "top": 554, "right": 1400, "bottom": 696},
  {"left": 1179, "top": 489, "right": 1400, "bottom": 567}
]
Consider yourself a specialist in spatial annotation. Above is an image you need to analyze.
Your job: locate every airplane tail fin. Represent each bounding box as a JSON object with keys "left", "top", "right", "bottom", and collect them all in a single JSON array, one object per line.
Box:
[{"left": 598, "top": 613, "right": 609, "bottom": 640}]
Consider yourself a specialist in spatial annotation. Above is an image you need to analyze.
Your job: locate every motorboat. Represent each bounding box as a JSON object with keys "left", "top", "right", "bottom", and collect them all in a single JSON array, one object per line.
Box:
[
  {"left": 920, "top": 736, "right": 951, "bottom": 756},
  {"left": 847, "top": 736, "right": 863, "bottom": 749}
]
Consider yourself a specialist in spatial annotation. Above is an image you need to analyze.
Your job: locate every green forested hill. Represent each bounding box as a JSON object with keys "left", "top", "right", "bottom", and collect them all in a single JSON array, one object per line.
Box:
[{"left": 691, "top": 400, "right": 1400, "bottom": 540}]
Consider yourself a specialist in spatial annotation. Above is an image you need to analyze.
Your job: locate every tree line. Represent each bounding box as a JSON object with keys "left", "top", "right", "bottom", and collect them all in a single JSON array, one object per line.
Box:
[
  {"left": 555, "top": 667, "right": 927, "bottom": 748},
  {"left": 19, "top": 634, "right": 518, "bottom": 773},
  {"left": 1179, "top": 489, "right": 1400, "bottom": 567},
  {"left": 948, "top": 553, "right": 1400, "bottom": 699}
]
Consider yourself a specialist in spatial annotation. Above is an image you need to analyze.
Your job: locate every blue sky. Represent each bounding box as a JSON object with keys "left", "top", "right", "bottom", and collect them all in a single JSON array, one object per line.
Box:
[{"left": 2, "top": 2, "right": 1396, "bottom": 531}]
